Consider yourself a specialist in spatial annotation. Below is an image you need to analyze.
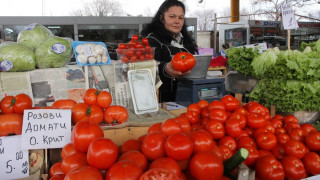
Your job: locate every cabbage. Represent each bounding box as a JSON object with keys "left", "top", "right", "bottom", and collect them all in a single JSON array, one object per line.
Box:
[
  {"left": 0, "top": 43, "right": 36, "bottom": 72},
  {"left": 35, "top": 36, "right": 73, "bottom": 69},
  {"left": 17, "top": 23, "right": 53, "bottom": 51}
]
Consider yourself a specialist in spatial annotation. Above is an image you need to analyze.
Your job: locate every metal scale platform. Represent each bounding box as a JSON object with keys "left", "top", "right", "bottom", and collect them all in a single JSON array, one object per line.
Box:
[{"left": 175, "top": 77, "right": 226, "bottom": 107}]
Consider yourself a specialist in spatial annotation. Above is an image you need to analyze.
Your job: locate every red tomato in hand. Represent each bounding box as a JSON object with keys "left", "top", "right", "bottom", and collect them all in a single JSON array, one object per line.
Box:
[
  {"left": 64, "top": 166, "right": 103, "bottom": 180},
  {"left": 0, "top": 114, "right": 23, "bottom": 137},
  {"left": 255, "top": 155, "right": 285, "bottom": 180},
  {"left": 0, "top": 93, "right": 32, "bottom": 114},
  {"left": 71, "top": 121, "right": 104, "bottom": 153},
  {"left": 103, "top": 105, "right": 128, "bottom": 125},
  {"left": 171, "top": 52, "right": 196, "bottom": 72},
  {"left": 189, "top": 151, "right": 223, "bottom": 180},
  {"left": 87, "top": 137, "right": 118, "bottom": 170},
  {"left": 165, "top": 133, "right": 193, "bottom": 161}
]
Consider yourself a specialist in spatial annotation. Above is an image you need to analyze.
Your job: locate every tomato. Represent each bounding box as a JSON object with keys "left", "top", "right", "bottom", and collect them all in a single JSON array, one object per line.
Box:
[
  {"left": 147, "top": 122, "right": 161, "bottom": 134},
  {"left": 131, "top": 34, "right": 139, "bottom": 41},
  {"left": 61, "top": 143, "right": 77, "bottom": 159},
  {"left": 220, "top": 95, "right": 240, "bottom": 112},
  {"left": 246, "top": 112, "right": 266, "bottom": 129},
  {"left": 271, "top": 144, "right": 286, "bottom": 160},
  {"left": 160, "top": 118, "right": 183, "bottom": 136},
  {"left": 174, "top": 116, "right": 191, "bottom": 134},
  {"left": 71, "top": 121, "right": 104, "bottom": 153},
  {"left": 103, "top": 105, "right": 128, "bottom": 125},
  {"left": 284, "top": 139, "right": 308, "bottom": 159},
  {"left": 210, "top": 144, "right": 224, "bottom": 160},
  {"left": 218, "top": 136, "right": 237, "bottom": 153},
  {"left": 243, "top": 146, "right": 259, "bottom": 167},
  {"left": 208, "top": 100, "right": 225, "bottom": 111},
  {"left": 228, "top": 112, "right": 247, "bottom": 129},
  {"left": 142, "top": 38, "right": 149, "bottom": 45},
  {"left": 237, "top": 136, "right": 257, "bottom": 149},
  {"left": 258, "top": 150, "right": 273, "bottom": 158},
  {"left": 61, "top": 152, "right": 88, "bottom": 174},
  {"left": 171, "top": 52, "right": 196, "bottom": 72},
  {"left": 121, "top": 55, "right": 129, "bottom": 63},
  {"left": 219, "top": 145, "right": 233, "bottom": 161},
  {"left": 252, "top": 124, "right": 275, "bottom": 139},
  {"left": 165, "top": 133, "right": 193, "bottom": 161},
  {"left": 49, "top": 174, "right": 65, "bottom": 180},
  {"left": 105, "top": 160, "right": 143, "bottom": 180},
  {"left": 187, "top": 103, "right": 201, "bottom": 114},
  {"left": 185, "top": 110, "right": 200, "bottom": 124},
  {"left": 288, "top": 128, "right": 306, "bottom": 142},
  {"left": 276, "top": 133, "right": 291, "bottom": 145},
  {"left": 245, "top": 101, "right": 266, "bottom": 115},
  {"left": 281, "top": 155, "right": 307, "bottom": 180},
  {"left": 83, "top": 88, "right": 112, "bottom": 109},
  {"left": 197, "top": 100, "right": 209, "bottom": 109},
  {"left": 302, "top": 152, "right": 320, "bottom": 175},
  {"left": 204, "top": 119, "right": 225, "bottom": 140},
  {"left": 52, "top": 99, "right": 77, "bottom": 109},
  {"left": 300, "top": 123, "right": 317, "bottom": 135},
  {"left": 255, "top": 155, "right": 285, "bottom": 180},
  {"left": 255, "top": 132, "right": 277, "bottom": 151},
  {"left": 139, "top": 168, "right": 180, "bottom": 180},
  {"left": 118, "top": 43, "right": 126, "bottom": 49},
  {"left": 305, "top": 131, "right": 320, "bottom": 151},
  {"left": 119, "top": 150, "right": 148, "bottom": 171},
  {"left": 189, "top": 130, "right": 215, "bottom": 154},
  {"left": 0, "top": 93, "right": 32, "bottom": 114},
  {"left": 283, "top": 115, "right": 298, "bottom": 124},
  {"left": 71, "top": 103, "right": 103, "bottom": 124},
  {"left": 271, "top": 118, "right": 283, "bottom": 129},
  {"left": 275, "top": 127, "right": 286, "bottom": 135},
  {"left": 64, "top": 166, "right": 103, "bottom": 180},
  {"left": 87, "top": 137, "right": 118, "bottom": 169},
  {"left": 120, "top": 139, "right": 141, "bottom": 154},
  {"left": 149, "top": 157, "right": 181, "bottom": 177},
  {"left": 130, "top": 55, "right": 138, "bottom": 62},
  {"left": 189, "top": 151, "right": 223, "bottom": 180},
  {"left": 209, "top": 108, "right": 228, "bottom": 122},
  {"left": 283, "top": 121, "right": 300, "bottom": 132},
  {"left": 233, "top": 107, "right": 248, "bottom": 116},
  {"left": 225, "top": 119, "right": 242, "bottom": 138},
  {"left": 49, "top": 161, "right": 64, "bottom": 177},
  {"left": 0, "top": 113, "right": 23, "bottom": 136},
  {"left": 141, "top": 132, "right": 166, "bottom": 160}
]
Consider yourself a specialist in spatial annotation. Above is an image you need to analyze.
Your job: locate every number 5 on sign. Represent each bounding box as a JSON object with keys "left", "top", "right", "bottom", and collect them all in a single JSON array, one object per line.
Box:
[{"left": 0, "top": 135, "right": 29, "bottom": 180}]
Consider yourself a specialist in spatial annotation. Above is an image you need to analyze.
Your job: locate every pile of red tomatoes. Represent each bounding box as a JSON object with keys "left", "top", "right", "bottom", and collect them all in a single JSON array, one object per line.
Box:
[
  {"left": 116, "top": 34, "right": 154, "bottom": 63},
  {"left": 47, "top": 94, "right": 320, "bottom": 180}
]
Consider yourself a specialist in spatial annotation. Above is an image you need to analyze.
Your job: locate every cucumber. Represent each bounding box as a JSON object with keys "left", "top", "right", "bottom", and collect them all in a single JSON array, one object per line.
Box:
[{"left": 223, "top": 148, "right": 249, "bottom": 179}]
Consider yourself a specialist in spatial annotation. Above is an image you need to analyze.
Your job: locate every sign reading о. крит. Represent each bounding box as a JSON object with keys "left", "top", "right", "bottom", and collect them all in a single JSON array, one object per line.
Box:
[{"left": 21, "top": 109, "right": 72, "bottom": 150}]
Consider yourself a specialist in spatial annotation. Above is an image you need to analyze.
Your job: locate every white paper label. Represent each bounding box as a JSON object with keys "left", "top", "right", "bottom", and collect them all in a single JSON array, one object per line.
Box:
[
  {"left": 281, "top": 3, "right": 299, "bottom": 30},
  {"left": 0, "top": 135, "right": 29, "bottom": 180},
  {"left": 52, "top": 43, "right": 66, "bottom": 54},
  {"left": 21, "top": 109, "right": 72, "bottom": 150}
]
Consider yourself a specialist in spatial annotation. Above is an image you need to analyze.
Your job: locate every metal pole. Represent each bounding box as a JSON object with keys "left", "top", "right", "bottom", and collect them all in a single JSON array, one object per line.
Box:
[{"left": 213, "top": 13, "right": 218, "bottom": 56}]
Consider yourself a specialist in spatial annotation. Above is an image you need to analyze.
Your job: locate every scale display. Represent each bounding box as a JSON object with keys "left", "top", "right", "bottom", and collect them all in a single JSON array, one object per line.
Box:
[{"left": 199, "top": 88, "right": 219, "bottom": 99}]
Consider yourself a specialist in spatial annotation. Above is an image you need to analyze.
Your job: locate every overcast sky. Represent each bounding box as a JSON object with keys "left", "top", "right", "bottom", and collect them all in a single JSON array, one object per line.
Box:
[{"left": 0, "top": 0, "right": 249, "bottom": 17}]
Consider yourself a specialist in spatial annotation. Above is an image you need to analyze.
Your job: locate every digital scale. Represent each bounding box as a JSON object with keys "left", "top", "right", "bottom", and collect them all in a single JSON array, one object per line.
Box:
[{"left": 175, "top": 77, "right": 226, "bottom": 107}]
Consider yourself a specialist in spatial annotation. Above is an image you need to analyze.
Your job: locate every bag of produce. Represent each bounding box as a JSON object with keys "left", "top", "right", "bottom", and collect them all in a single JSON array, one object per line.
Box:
[
  {"left": 0, "top": 43, "right": 36, "bottom": 72},
  {"left": 35, "top": 36, "right": 73, "bottom": 69},
  {"left": 17, "top": 23, "right": 53, "bottom": 52}
]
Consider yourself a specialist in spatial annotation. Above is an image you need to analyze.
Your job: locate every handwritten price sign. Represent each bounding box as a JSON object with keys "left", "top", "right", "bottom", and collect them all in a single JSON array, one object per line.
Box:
[
  {"left": 21, "top": 109, "right": 72, "bottom": 150},
  {"left": 0, "top": 135, "right": 29, "bottom": 179}
]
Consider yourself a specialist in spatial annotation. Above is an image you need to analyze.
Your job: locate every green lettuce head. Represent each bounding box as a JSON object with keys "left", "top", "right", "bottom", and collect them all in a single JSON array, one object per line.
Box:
[
  {"left": 35, "top": 36, "right": 73, "bottom": 69},
  {"left": 17, "top": 23, "right": 53, "bottom": 51},
  {"left": 0, "top": 43, "right": 36, "bottom": 72}
]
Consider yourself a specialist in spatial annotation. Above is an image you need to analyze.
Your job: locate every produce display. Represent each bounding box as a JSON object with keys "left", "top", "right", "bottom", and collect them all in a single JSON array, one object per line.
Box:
[
  {"left": 116, "top": 34, "right": 154, "bottom": 63},
  {"left": 227, "top": 38, "right": 320, "bottom": 112}
]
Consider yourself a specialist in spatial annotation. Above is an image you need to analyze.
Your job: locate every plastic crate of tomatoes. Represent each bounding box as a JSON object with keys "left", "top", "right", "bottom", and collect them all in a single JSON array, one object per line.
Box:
[{"left": 116, "top": 34, "right": 154, "bottom": 63}]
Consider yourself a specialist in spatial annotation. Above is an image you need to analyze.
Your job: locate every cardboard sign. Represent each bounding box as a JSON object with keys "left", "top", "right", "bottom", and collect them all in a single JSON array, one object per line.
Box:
[
  {"left": 281, "top": 3, "right": 299, "bottom": 29},
  {"left": 0, "top": 135, "right": 29, "bottom": 180},
  {"left": 21, "top": 109, "right": 72, "bottom": 150}
]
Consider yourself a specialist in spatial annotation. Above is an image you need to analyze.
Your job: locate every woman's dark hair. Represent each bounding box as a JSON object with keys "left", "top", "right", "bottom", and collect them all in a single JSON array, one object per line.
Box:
[{"left": 141, "top": 0, "right": 198, "bottom": 54}]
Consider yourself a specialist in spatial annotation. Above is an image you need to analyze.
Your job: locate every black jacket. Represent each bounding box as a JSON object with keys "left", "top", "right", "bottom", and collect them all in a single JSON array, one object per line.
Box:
[{"left": 146, "top": 32, "right": 195, "bottom": 103}]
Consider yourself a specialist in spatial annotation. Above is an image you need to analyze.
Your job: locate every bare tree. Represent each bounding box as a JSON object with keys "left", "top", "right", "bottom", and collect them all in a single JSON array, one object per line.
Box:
[
  {"left": 192, "top": 9, "right": 215, "bottom": 31},
  {"left": 251, "top": 0, "right": 320, "bottom": 21},
  {"left": 70, "top": 0, "right": 124, "bottom": 16}
]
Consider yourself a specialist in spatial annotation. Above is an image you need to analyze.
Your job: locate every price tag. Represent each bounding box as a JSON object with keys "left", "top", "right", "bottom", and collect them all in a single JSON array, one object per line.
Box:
[
  {"left": 281, "top": 3, "right": 299, "bottom": 30},
  {"left": 0, "top": 135, "right": 29, "bottom": 179},
  {"left": 21, "top": 109, "right": 72, "bottom": 150}
]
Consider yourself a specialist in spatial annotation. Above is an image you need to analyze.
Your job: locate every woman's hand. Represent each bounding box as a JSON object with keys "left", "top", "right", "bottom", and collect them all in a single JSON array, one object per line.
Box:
[{"left": 165, "top": 62, "right": 191, "bottom": 78}]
